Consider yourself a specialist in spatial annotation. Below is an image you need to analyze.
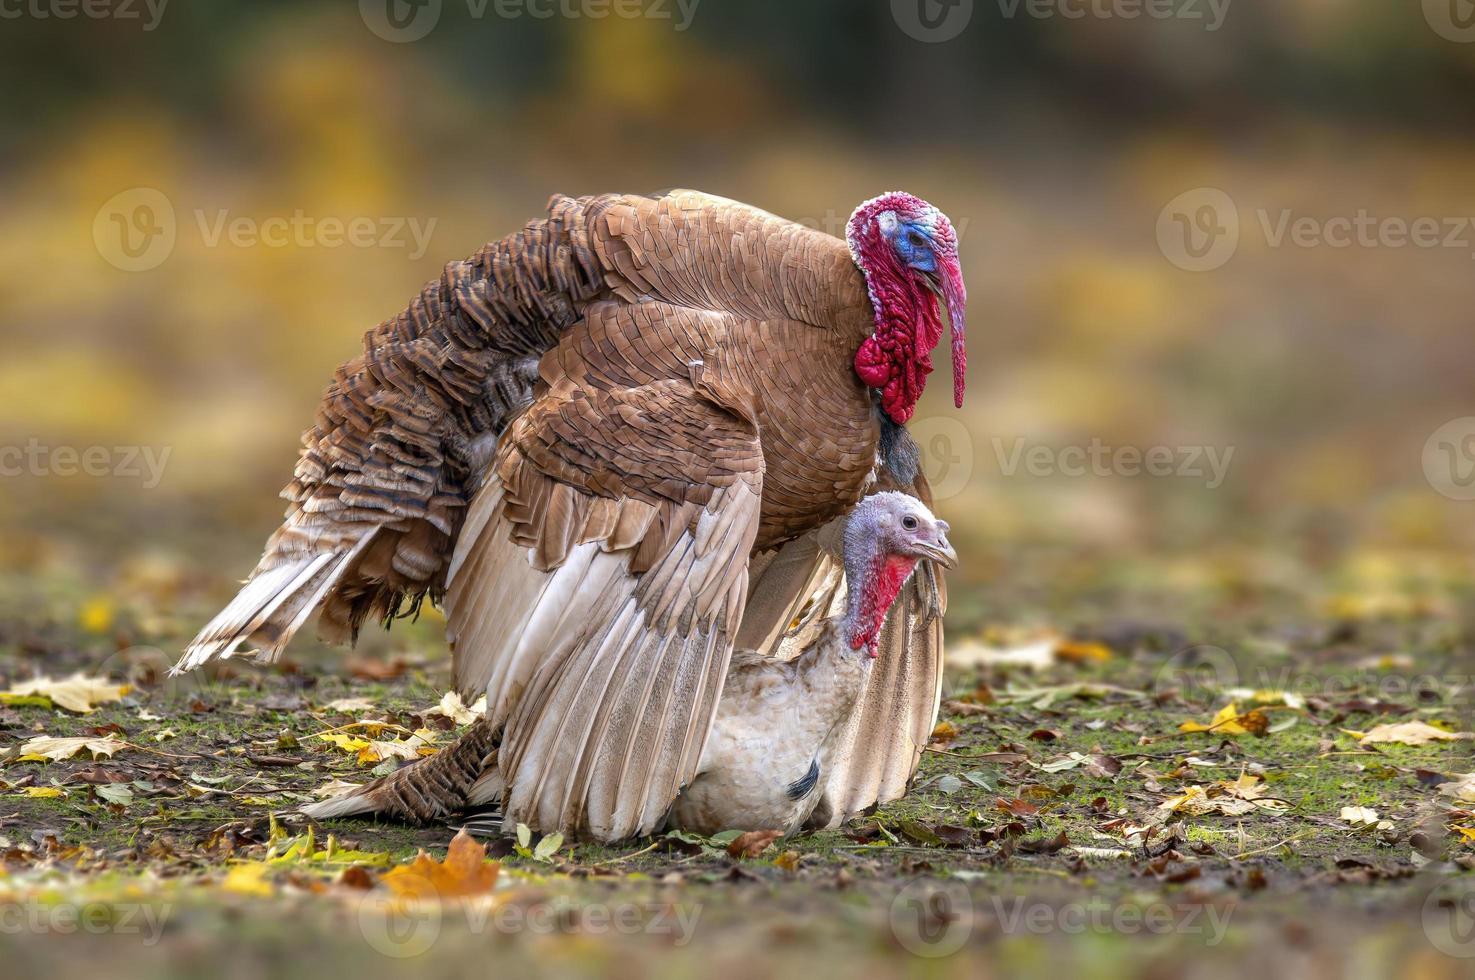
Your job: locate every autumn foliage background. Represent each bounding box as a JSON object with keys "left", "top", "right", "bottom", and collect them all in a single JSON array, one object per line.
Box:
[{"left": 2, "top": 1, "right": 1474, "bottom": 632}]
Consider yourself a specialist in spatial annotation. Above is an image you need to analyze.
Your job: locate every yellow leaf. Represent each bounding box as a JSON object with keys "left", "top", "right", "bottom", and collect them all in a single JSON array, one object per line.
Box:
[
  {"left": 3, "top": 673, "right": 130, "bottom": 713},
  {"left": 1179, "top": 702, "right": 1268, "bottom": 736},
  {"left": 1355, "top": 722, "right": 1473, "bottom": 746},
  {"left": 929, "top": 721, "right": 959, "bottom": 744},
  {"left": 20, "top": 786, "right": 65, "bottom": 798},
  {"left": 79, "top": 596, "right": 115, "bottom": 634},
  {"left": 381, "top": 829, "right": 499, "bottom": 900},
  {"left": 318, "top": 732, "right": 371, "bottom": 753},
  {"left": 1054, "top": 640, "right": 1113, "bottom": 663},
  {"left": 222, "top": 863, "right": 275, "bottom": 897},
  {"left": 1452, "top": 826, "right": 1475, "bottom": 842}
]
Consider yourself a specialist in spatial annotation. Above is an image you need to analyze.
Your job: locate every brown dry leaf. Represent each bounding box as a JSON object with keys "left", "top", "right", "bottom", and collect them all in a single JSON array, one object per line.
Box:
[
  {"left": 1351, "top": 722, "right": 1473, "bottom": 746},
  {"left": 3, "top": 673, "right": 130, "bottom": 714},
  {"left": 726, "top": 829, "right": 783, "bottom": 858},
  {"left": 996, "top": 797, "right": 1040, "bottom": 817},
  {"left": 380, "top": 829, "right": 499, "bottom": 899}
]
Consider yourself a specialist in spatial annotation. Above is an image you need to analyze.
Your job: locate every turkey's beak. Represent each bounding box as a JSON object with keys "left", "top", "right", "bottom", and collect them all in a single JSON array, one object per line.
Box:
[{"left": 915, "top": 535, "right": 958, "bottom": 570}]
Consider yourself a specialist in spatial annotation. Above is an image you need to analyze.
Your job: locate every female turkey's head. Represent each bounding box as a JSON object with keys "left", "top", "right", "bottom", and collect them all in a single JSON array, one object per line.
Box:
[
  {"left": 841, "top": 491, "right": 956, "bottom": 656},
  {"left": 846, "top": 192, "right": 968, "bottom": 425}
]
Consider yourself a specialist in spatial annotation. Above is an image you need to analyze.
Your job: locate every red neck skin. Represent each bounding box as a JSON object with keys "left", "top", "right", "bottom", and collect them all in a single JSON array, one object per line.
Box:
[
  {"left": 852, "top": 232, "right": 944, "bottom": 426},
  {"left": 845, "top": 553, "right": 920, "bottom": 656}
]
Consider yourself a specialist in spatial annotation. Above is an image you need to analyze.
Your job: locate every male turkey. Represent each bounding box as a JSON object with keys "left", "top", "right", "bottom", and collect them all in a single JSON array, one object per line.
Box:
[{"left": 175, "top": 189, "right": 968, "bottom": 841}]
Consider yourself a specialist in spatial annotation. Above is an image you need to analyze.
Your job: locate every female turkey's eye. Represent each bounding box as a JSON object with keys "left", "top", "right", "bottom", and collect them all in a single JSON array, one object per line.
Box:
[{"left": 902, "top": 515, "right": 919, "bottom": 530}]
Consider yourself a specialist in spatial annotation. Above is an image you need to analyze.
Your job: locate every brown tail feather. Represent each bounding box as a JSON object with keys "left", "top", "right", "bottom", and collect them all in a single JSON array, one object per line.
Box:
[{"left": 301, "top": 717, "right": 499, "bottom": 824}]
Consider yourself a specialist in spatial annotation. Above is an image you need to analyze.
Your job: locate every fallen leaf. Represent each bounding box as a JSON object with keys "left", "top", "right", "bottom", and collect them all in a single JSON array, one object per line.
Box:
[
  {"left": 947, "top": 639, "right": 1055, "bottom": 672},
  {"left": 1055, "top": 640, "right": 1113, "bottom": 663},
  {"left": 222, "top": 862, "right": 276, "bottom": 897},
  {"left": 726, "top": 829, "right": 783, "bottom": 858},
  {"left": 1436, "top": 773, "right": 1475, "bottom": 803},
  {"left": 381, "top": 829, "right": 499, "bottom": 899},
  {"left": 2, "top": 673, "right": 130, "bottom": 714},
  {"left": 1179, "top": 702, "right": 1269, "bottom": 737},
  {"left": 323, "top": 697, "right": 377, "bottom": 713},
  {"left": 20, "top": 786, "right": 66, "bottom": 798},
  {"left": 423, "top": 691, "right": 487, "bottom": 726},
  {"left": 15, "top": 735, "right": 128, "bottom": 761},
  {"left": 1354, "top": 722, "right": 1473, "bottom": 746},
  {"left": 1339, "top": 806, "right": 1394, "bottom": 831},
  {"left": 929, "top": 721, "right": 960, "bottom": 745}
]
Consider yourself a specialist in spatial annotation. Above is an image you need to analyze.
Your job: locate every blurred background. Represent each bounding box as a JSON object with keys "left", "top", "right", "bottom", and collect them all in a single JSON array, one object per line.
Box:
[{"left": 2, "top": 0, "right": 1474, "bottom": 647}]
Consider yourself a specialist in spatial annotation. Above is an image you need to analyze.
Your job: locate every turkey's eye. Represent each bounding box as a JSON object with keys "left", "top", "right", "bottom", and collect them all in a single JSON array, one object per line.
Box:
[
  {"left": 907, "top": 231, "right": 928, "bottom": 249},
  {"left": 901, "top": 515, "right": 919, "bottom": 530}
]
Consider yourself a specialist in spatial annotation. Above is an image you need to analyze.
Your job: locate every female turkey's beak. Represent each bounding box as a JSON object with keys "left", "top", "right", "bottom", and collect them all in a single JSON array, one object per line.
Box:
[
  {"left": 923, "top": 259, "right": 968, "bottom": 409},
  {"left": 913, "top": 533, "right": 958, "bottom": 569}
]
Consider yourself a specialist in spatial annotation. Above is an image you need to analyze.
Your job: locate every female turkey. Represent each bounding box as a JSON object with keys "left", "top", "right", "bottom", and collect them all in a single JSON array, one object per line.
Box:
[
  {"left": 671, "top": 492, "right": 955, "bottom": 835},
  {"left": 175, "top": 189, "right": 968, "bottom": 841}
]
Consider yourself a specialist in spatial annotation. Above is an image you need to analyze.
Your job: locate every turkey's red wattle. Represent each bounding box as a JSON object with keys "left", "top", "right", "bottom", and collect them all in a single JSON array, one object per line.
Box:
[
  {"left": 849, "top": 553, "right": 920, "bottom": 656},
  {"left": 846, "top": 193, "right": 964, "bottom": 425}
]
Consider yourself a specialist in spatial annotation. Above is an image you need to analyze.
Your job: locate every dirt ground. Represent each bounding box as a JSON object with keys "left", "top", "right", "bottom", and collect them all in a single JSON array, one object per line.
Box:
[{"left": 0, "top": 549, "right": 1471, "bottom": 979}]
